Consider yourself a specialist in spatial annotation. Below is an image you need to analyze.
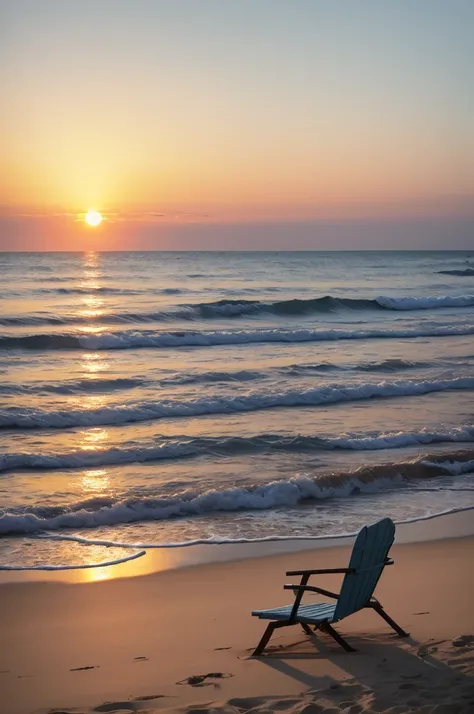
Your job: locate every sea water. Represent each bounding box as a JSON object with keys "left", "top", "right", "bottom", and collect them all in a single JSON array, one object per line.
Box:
[{"left": 1, "top": 250, "right": 474, "bottom": 569}]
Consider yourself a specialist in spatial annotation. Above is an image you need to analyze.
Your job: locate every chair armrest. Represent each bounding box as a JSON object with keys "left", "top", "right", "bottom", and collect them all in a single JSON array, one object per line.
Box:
[
  {"left": 286, "top": 567, "right": 353, "bottom": 576},
  {"left": 284, "top": 584, "right": 339, "bottom": 599}
]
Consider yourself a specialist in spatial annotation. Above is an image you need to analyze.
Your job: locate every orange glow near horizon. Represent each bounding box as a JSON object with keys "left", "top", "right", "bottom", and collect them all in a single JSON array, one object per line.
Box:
[{"left": 2, "top": 3, "right": 472, "bottom": 250}]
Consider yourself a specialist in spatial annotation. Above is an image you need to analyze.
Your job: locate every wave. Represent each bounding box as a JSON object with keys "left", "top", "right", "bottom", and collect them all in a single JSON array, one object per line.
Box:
[
  {"left": 48, "top": 286, "right": 144, "bottom": 296},
  {"left": 375, "top": 295, "right": 474, "bottom": 310},
  {"left": 33, "top": 276, "right": 76, "bottom": 283},
  {"left": 2, "top": 427, "right": 474, "bottom": 473},
  {"left": 0, "top": 359, "right": 426, "bottom": 396},
  {"left": 197, "top": 294, "right": 474, "bottom": 316},
  {"left": 30, "top": 505, "right": 474, "bottom": 553},
  {"left": 48, "top": 286, "right": 187, "bottom": 296},
  {"left": 161, "top": 359, "right": 429, "bottom": 386},
  {"left": 159, "top": 369, "right": 262, "bottom": 385},
  {"left": 2, "top": 293, "right": 474, "bottom": 326},
  {"left": 2, "top": 376, "right": 474, "bottom": 429},
  {"left": 1, "top": 452, "right": 473, "bottom": 535},
  {"left": 284, "top": 358, "right": 425, "bottom": 375},
  {"left": 437, "top": 269, "right": 474, "bottom": 277},
  {"left": 0, "top": 550, "right": 145, "bottom": 571},
  {"left": 2, "top": 322, "right": 474, "bottom": 352},
  {"left": 158, "top": 361, "right": 420, "bottom": 386},
  {"left": 0, "top": 377, "right": 145, "bottom": 395}
]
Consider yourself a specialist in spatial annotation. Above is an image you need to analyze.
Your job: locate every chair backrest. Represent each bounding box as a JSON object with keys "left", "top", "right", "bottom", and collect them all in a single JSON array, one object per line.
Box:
[{"left": 333, "top": 518, "right": 395, "bottom": 621}]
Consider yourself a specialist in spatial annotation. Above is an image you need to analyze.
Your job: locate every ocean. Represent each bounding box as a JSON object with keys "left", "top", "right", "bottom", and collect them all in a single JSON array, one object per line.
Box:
[{"left": 1, "top": 250, "right": 474, "bottom": 570}]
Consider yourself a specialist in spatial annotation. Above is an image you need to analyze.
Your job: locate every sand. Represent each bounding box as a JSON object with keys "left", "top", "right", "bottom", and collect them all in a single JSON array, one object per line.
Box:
[{"left": 1, "top": 532, "right": 473, "bottom": 714}]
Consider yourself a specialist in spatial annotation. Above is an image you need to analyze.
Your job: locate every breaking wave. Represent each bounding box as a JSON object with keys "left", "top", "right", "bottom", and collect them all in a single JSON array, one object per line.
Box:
[
  {"left": 2, "top": 427, "right": 474, "bottom": 472},
  {"left": 1, "top": 452, "right": 473, "bottom": 535},
  {"left": 2, "top": 293, "right": 474, "bottom": 326},
  {"left": 2, "top": 322, "right": 474, "bottom": 351},
  {"left": 25, "top": 505, "right": 474, "bottom": 553},
  {"left": 1, "top": 376, "right": 474, "bottom": 429},
  {"left": 375, "top": 295, "right": 474, "bottom": 310},
  {"left": 191, "top": 294, "right": 474, "bottom": 317}
]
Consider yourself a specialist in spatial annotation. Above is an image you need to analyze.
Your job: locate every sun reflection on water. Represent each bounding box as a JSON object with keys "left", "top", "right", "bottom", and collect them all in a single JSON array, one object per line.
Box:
[
  {"left": 78, "top": 355, "right": 109, "bottom": 385},
  {"left": 70, "top": 254, "right": 113, "bottom": 501},
  {"left": 75, "top": 252, "right": 108, "bottom": 326},
  {"left": 73, "top": 393, "right": 108, "bottom": 411},
  {"left": 78, "top": 325, "right": 106, "bottom": 334},
  {"left": 82, "top": 295, "right": 103, "bottom": 308},
  {"left": 79, "top": 428, "right": 109, "bottom": 451},
  {"left": 79, "top": 295, "right": 105, "bottom": 318},
  {"left": 80, "top": 469, "right": 110, "bottom": 492},
  {"left": 82, "top": 352, "right": 103, "bottom": 366},
  {"left": 79, "top": 295, "right": 105, "bottom": 319},
  {"left": 80, "top": 277, "right": 101, "bottom": 289}
]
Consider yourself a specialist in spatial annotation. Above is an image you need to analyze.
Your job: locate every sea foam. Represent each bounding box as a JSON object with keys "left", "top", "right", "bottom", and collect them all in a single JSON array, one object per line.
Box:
[
  {"left": 2, "top": 376, "right": 473, "bottom": 429},
  {"left": 2, "top": 322, "right": 474, "bottom": 352},
  {"left": 1, "top": 455, "right": 473, "bottom": 535},
  {"left": 2, "top": 426, "right": 474, "bottom": 472}
]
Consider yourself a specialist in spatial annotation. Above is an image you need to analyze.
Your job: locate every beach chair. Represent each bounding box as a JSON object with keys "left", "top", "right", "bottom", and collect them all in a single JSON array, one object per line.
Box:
[{"left": 251, "top": 517, "right": 408, "bottom": 654}]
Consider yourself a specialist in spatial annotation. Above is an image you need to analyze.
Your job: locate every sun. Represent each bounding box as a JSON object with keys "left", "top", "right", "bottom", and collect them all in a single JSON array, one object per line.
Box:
[{"left": 85, "top": 210, "right": 103, "bottom": 227}]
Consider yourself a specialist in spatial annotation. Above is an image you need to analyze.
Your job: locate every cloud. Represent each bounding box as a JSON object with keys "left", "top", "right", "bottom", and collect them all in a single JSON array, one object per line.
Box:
[
  {"left": 105, "top": 211, "right": 211, "bottom": 222},
  {"left": 1, "top": 214, "right": 473, "bottom": 251},
  {"left": 0, "top": 207, "right": 211, "bottom": 223}
]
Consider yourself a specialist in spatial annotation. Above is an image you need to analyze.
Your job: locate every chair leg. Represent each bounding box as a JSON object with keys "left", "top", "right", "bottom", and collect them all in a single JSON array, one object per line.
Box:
[
  {"left": 320, "top": 622, "right": 356, "bottom": 652},
  {"left": 252, "top": 621, "right": 289, "bottom": 656},
  {"left": 371, "top": 602, "right": 409, "bottom": 637},
  {"left": 301, "top": 623, "right": 314, "bottom": 637}
]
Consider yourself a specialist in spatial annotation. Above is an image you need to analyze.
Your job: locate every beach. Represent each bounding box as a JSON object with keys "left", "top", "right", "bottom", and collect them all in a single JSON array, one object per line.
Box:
[
  {"left": 1, "top": 512, "right": 473, "bottom": 714},
  {"left": 2, "top": 251, "right": 474, "bottom": 713}
]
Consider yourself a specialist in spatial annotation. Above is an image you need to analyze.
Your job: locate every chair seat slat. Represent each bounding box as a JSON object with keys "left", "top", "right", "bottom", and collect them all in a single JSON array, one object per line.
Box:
[{"left": 252, "top": 601, "right": 337, "bottom": 623}]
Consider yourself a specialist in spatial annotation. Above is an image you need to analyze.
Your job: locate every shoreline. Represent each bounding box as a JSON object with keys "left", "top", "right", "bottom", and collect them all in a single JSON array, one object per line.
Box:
[
  {"left": 1, "top": 506, "right": 473, "bottom": 585},
  {"left": 1, "top": 531, "right": 473, "bottom": 714}
]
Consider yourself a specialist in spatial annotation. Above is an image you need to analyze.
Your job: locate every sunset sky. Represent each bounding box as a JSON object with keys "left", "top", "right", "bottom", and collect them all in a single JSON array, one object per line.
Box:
[{"left": 2, "top": 0, "right": 473, "bottom": 250}]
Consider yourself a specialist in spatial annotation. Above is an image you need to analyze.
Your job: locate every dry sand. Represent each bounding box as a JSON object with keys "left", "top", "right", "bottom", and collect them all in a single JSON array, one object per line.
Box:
[{"left": 1, "top": 534, "right": 473, "bottom": 714}]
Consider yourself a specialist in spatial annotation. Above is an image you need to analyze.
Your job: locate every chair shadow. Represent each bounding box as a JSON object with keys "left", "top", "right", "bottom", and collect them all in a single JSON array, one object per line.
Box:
[{"left": 254, "top": 627, "right": 474, "bottom": 710}]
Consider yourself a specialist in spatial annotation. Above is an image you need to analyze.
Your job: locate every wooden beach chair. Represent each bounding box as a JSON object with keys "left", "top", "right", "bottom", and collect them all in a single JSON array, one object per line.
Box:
[{"left": 251, "top": 517, "right": 408, "bottom": 654}]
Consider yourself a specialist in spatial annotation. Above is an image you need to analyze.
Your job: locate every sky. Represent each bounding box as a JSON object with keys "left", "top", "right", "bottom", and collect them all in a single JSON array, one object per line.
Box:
[{"left": 1, "top": 0, "right": 473, "bottom": 250}]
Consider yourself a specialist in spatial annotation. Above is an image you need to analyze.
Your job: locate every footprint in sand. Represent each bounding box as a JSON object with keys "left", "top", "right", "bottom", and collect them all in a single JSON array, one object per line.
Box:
[
  {"left": 94, "top": 696, "right": 166, "bottom": 713},
  {"left": 70, "top": 665, "right": 99, "bottom": 671},
  {"left": 339, "top": 702, "right": 362, "bottom": 714},
  {"left": 296, "top": 704, "right": 325, "bottom": 714},
  {"left": 131, "top": 694, "right": 167, "bottom": 702},
  {"left": 452, "top": 634, "right": 474, "bottom": 647},
  {"left": 95, "top": 704, "right": 137, "bottom": 713},
  {"left": 177, "top": 672, "right": 234, "bottom": 687}
]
